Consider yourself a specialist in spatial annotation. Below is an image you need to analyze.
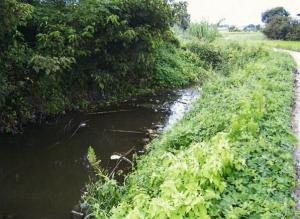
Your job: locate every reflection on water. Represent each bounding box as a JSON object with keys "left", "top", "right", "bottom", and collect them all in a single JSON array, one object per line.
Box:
[
  {"left": 164, "top": 88, "right": 199, "bottom": 130},
  {"left": 0, "top": 87, "right": 199, "bottom": 219}
]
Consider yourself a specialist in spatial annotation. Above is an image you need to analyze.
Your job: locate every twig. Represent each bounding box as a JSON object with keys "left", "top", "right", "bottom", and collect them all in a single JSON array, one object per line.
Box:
[
  {"left": 176, "top": 100, "right": 188, "bottom": 104},
  {"left": 64, "top": 119, "right": 73, "bottom": 133},
  {"left": 105, "top": 129, "right": 145, "bottom": 134},
  {"left": 69, "top": 120, "right": 89, "bottom": 139},
  {"left": 87, "top": 109, "right": 136, "bottom": 115},
  {"left": 109, "top": 147, "right": 135, "bottom": 178}
]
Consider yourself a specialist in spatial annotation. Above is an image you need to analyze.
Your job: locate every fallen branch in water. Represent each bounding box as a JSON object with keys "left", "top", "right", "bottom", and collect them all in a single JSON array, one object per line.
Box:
[
  {"left": 176, "top": 100, "right": 188, "bottom": 104},
  {"left": 69, "top": 120, "right": 89, "bottom": 139},
  {"left": 105, "top": 129, "right": 145, "bottom": 134},
  {"left": 87, "top": 109, "right": 136, "bottom": 115},
  {"left": 109, "top": 147, "right": 135, "bottom": 178},
  {"left": 64, "top": 118, "right": 73, "bottom": 133}
]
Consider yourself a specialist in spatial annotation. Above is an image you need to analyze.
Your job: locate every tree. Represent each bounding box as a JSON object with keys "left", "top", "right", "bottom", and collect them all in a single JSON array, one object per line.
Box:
[
  {"left": 171, "top": 1, "right": 190, "bottom": 30},
  {"left": 228, "top": 25, "right": 239, "bottom": 32},
  {"left": 263, "top": 16, "right": 292, "bottom": 40},
  {"left": 261, "top": 7, "right": 289, "bottom": 23},
  {"left": 286, "top": 20, "right": 300, "bottom": 41},
  {"left": 262, "top": 7, "right": 300, "bottom": 41}
]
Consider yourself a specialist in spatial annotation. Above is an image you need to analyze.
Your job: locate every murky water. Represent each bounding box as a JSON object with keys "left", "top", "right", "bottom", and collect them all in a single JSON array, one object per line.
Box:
[{"left": 0, "top": 87, "right": 199, "bottom": 219}]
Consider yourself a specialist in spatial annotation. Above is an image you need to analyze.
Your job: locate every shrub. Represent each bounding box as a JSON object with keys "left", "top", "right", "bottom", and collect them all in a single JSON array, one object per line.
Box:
[
  {"left": 152, "top": 43, "right": 207, "bottom": 88},
  {"left": 186, "top": 42, "right": 225, "bottom": 70}
]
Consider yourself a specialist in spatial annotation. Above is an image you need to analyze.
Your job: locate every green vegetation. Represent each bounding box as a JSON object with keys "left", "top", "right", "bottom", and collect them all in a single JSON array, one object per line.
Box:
[
  {"left": 174, "top": 22, "right": 220, "bottom": 44},
  {"left": 83, "top": 42, "right": 298, "bottom": 218},
  {"left": 222, "top": 31, "right": 300, "bottom": 52},
  {"left": 0, "top": 0, "right": 199, "bottom": 133},
  {"left": 261, "top": 40, "right": 300, "bottom": 52},
  {"left": 2, "top": 1, "right": 299, "bottom": 218},
  {"left": 261, "top": 7, "right": 290, "bottom": 24},
  {"left": 261, "top": 7, "right": 300, "bottom": 41},
  {"left": 222, "top": 32, "right": 266, "bottom": 41}
]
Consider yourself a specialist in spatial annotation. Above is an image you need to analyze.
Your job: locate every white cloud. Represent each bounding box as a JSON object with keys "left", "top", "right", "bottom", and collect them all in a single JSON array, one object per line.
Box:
[{"left": 187, "top": 0, "right": 300, "bottom": 26}]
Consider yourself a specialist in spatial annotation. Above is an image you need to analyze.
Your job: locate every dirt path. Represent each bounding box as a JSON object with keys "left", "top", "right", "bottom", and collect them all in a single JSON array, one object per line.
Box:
[{"left": 286, "top": 50, "right": 300, "bottom": 210}]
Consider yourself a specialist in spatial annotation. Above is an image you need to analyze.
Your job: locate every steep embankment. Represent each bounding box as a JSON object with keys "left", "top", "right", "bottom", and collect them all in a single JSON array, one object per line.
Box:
[{"left": 83, "top": 45, "right": 298, "bottom": 218}]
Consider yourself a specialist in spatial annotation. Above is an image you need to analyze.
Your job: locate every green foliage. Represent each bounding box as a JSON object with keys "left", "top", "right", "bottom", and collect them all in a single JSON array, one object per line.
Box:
[
  {"left": 261, "top": 7, "right": 290, "bottom": 23},
  {"left": 186, "top": 42, "right": 225, "bottom": 70},
  {"left": 0, "top": 0, "right": 200, "bottom": 133},
  {"left": 263, "top": 16, "right": 290, "bottom": 40},
  {"left": 262, "top": 7, "right": 300, "bottom": 41},
  {"left": 173, "top": 22, "right": 220, "bottom": 44},
  {"left": 84, "top": 146, "right": 122, "bottom": 218},
  {"left": 152, "top": 43, "right": 208, "bottom": 88},
  {"left": 188, "top": 22, "right": 220, "bottom": 42},
  {"left": 110, "top": 134, "right": 235, "bottom": 219},
  {"left": 83, "top": 44, "right": 297, "bottom": 218},
  {"left": 170, "top": 0, "right": 191, "bottom": 30}
]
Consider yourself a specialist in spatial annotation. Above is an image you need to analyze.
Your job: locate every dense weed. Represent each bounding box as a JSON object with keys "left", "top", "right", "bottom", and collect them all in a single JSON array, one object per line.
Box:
[{"left": 83, "top": 44, "right": 297, "bottom": 218}]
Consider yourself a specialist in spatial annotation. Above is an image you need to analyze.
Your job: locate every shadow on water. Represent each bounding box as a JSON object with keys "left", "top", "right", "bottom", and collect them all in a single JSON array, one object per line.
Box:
[{"left": 0, "top": 87, "right": 199, "bottom": 219}]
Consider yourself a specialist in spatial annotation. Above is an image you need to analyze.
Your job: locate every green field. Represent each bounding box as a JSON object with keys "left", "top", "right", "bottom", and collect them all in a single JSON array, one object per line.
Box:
[{"left": 222, "top": 31, "right": 300, "bottom": 52}]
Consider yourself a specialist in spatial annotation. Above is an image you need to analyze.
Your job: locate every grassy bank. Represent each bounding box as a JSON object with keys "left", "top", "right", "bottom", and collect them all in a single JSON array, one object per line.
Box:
[
  {"left": 83, "top": 43, "right": 298, "bottom": 218},
  {"left": 222, "top": 31, "right": 300, "bottom": 52}
]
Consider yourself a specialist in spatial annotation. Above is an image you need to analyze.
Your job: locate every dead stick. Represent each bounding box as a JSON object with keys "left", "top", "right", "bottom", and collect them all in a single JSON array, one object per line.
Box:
[
  {"left": 87, "top": 109, "right": 136, "bottom": 115},
  {"left": 105, "top": 129, "right": 145, "bottom": 134},
  {"left": 109, "top": 147, "right": 136, "bottom": 178}
]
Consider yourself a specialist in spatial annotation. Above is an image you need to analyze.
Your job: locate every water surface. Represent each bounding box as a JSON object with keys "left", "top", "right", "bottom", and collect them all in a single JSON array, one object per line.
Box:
[{"left": 0, "top": 88, "right": 199, "bottom": 219}]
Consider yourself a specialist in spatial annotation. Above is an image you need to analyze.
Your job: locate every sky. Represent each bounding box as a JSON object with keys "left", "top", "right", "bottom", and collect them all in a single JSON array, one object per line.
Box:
[{"left": 187, "top": 0, "right": 300, "bottom": 26}]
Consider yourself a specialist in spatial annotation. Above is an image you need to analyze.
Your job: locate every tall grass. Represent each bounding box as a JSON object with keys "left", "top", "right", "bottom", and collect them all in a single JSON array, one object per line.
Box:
[
  {"left": 188, "top": 22, "right": 220, "bottom": 42},
  {"left": 173, "top": 22, "right": 220, "bottom": 43}
]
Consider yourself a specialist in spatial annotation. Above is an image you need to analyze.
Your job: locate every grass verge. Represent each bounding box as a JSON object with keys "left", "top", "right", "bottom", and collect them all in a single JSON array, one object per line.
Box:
[
  {"left": 222, "top": 31, "right": 300, "bottom": 52},
  {"left": 83, "top": 44, "right": 298, "bottom": 218}
]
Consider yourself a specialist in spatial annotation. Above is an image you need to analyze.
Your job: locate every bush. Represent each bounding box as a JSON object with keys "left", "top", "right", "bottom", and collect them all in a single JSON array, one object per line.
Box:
[
  {"left": 152, "top": 43, "right": 207, "bottom": 88},
  {"left": 186, "top": 42, "right": 225, "bottom": 70}
]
